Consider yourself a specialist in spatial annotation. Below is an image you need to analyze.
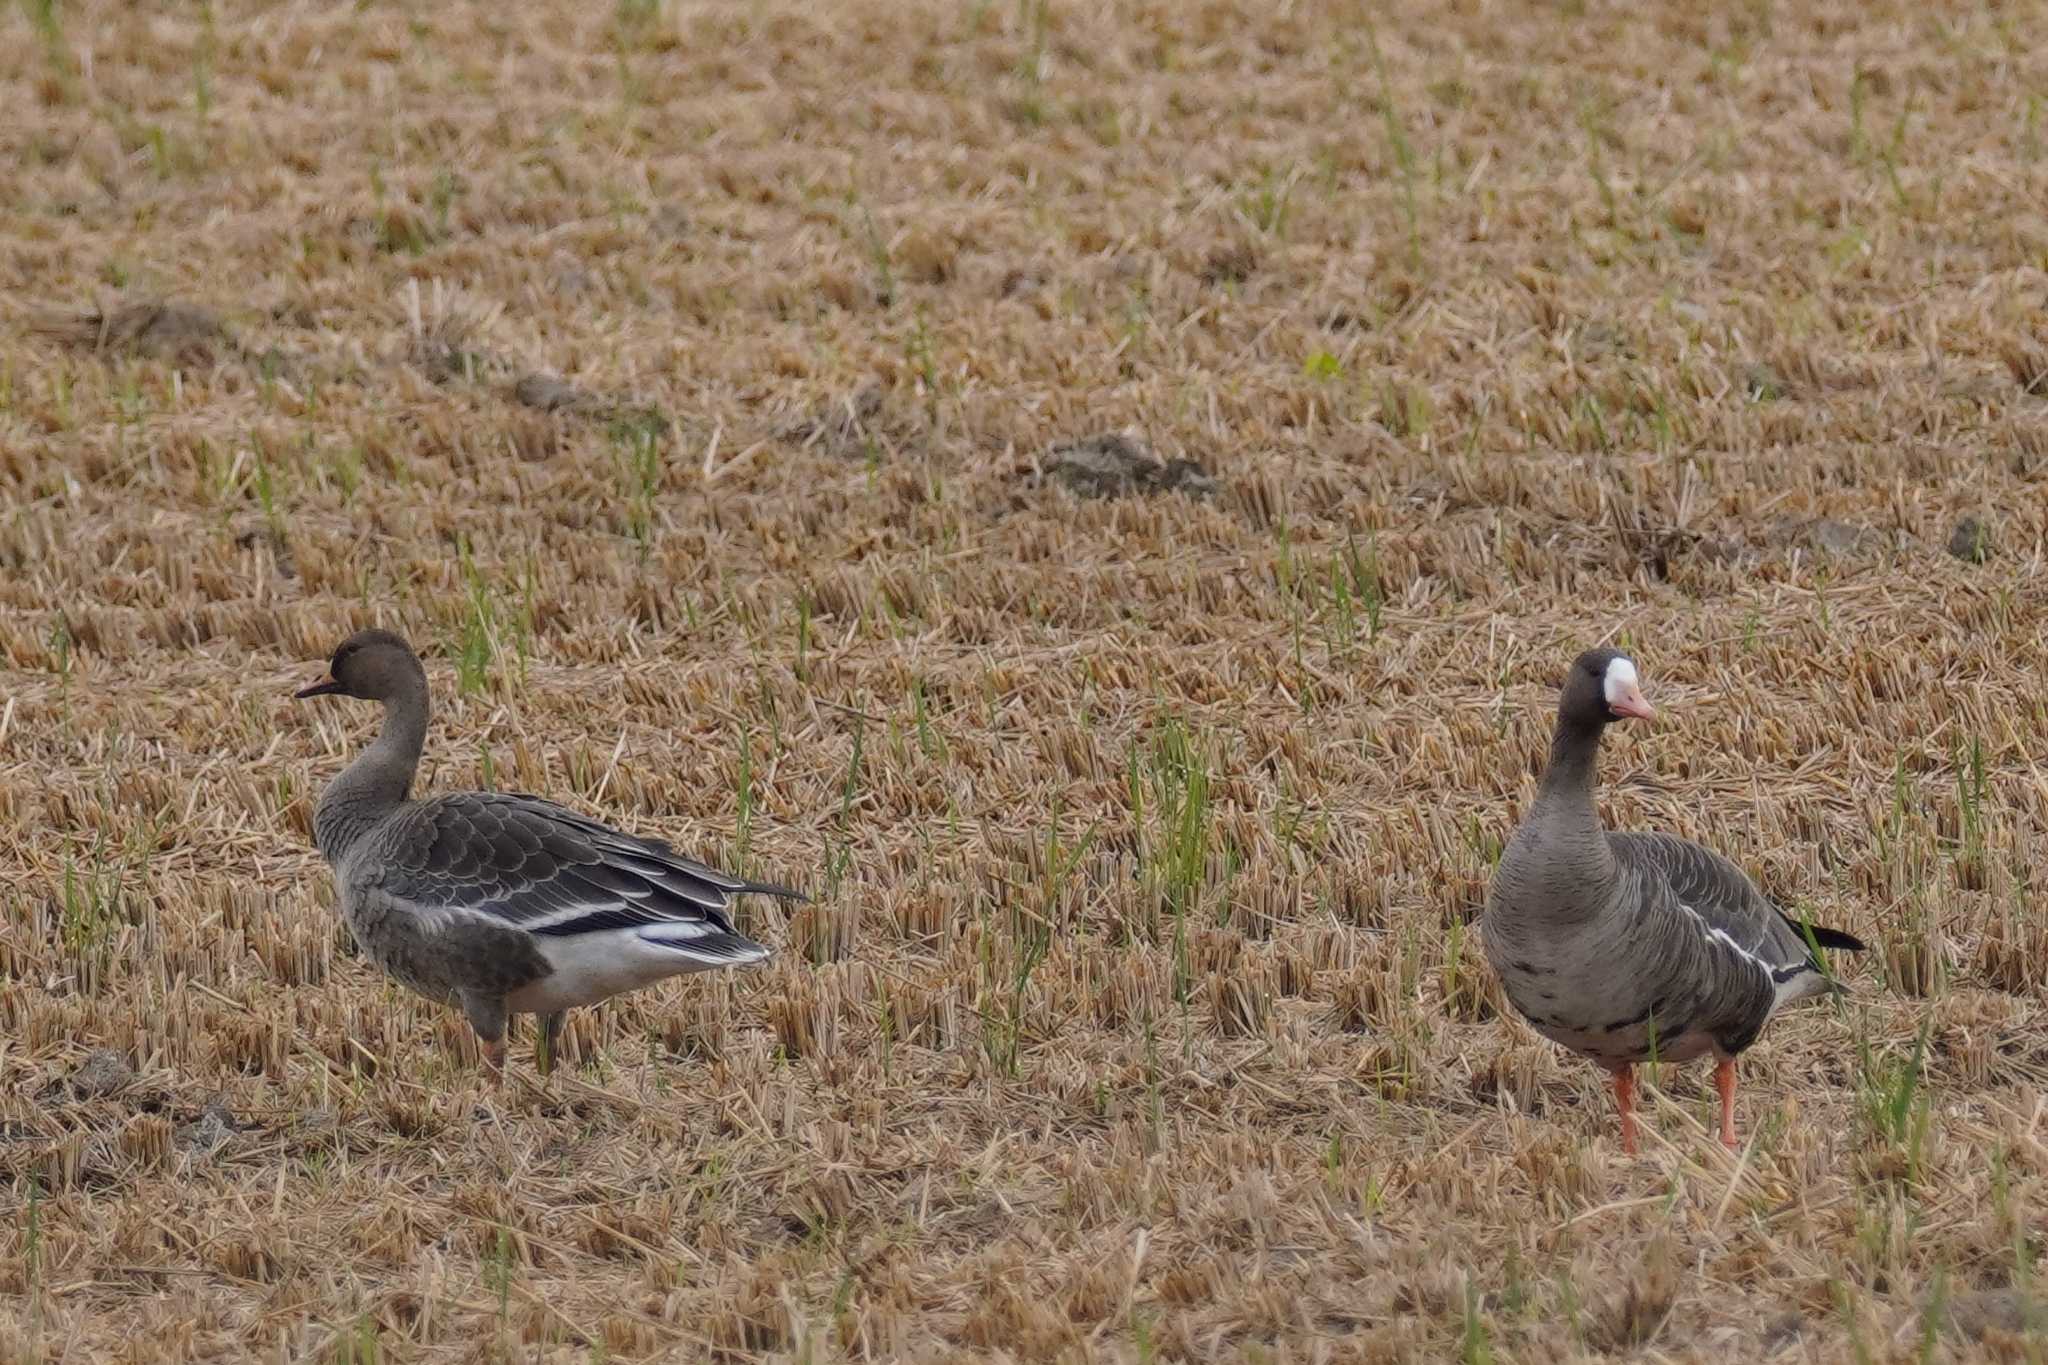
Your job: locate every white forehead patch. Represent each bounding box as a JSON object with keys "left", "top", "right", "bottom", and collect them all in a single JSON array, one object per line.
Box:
[{"left": 1602, "top": 656, "right": 1640, "bottom": 705}]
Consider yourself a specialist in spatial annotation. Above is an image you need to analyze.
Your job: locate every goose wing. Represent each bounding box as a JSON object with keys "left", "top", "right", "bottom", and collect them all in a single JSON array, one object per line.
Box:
[
  {"left": 1609, "top": 832, "right": 1862, "bottom": 1048},
  {"left": 360, "top": 790, "right": 801, "bottom": 957}
]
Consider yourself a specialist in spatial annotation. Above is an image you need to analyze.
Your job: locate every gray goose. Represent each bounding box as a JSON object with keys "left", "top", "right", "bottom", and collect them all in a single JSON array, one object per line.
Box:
[
  {"left": 1482, "top": 648, "right": 1864, "bottom": 1152},
  {"left": 295, "top": 629, "right": 803, "bottom": 1080}
]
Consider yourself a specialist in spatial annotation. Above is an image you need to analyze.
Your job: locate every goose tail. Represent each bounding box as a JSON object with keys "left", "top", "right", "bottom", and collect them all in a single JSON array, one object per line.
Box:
[
  {"left": 640, "top": 927, "right": 773, "bottom": 968},
  {"left": 1805, "top": 923, "right": 1867, "bottom": 953},
  {"left": 736, "top": 877, "right": 809, "bottom": 904}
]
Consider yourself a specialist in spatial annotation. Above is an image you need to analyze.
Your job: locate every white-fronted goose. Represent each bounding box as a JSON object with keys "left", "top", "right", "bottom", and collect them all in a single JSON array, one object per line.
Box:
[
  {"left": 295, "top": 629, "right": 802, "bottom": 1080},
  {"left": 1483, "top": 648, "right": 1865, "bottom": 1153}
]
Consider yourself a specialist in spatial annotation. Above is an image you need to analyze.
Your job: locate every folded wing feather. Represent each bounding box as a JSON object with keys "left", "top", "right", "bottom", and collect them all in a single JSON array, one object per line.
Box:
[
  {"left": 366, "top": 791, "right": 800, "bottom": 942},
  {"left": 1610, "top": 831, "right": 1853, "bottom": 982}
]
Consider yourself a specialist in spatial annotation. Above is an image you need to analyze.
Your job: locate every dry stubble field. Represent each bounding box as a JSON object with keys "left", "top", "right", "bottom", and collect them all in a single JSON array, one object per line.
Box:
[{"left": 3, "top": 0, "right": 2048, "bottom": 1360}]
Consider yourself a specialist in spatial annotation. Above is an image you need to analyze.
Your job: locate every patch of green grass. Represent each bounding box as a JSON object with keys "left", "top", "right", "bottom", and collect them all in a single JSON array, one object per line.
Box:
[
  {"left": 847, "top": 191, "right": 895, "bottom": 307},
  {"left": 615, "top": 0, "right": 662, "bottom": 45},
  {"left": 1008, "top": 0, "right": 1051, "bottom": 124},
  {"left": 1376, "top": 377, "right": 1431, "bottom": 440},
  {"left": 192, "top": 0, "right": 215, "bottom": 115},
  {"left": 23, "top": 0, "right": 74, "bottom": 101},
  {"left": 610, "top": 416, "right": 666, "bottom": 556},
  {"left": 1460, "top": 1275, "right": 1494, "bottom": 1364},
  {"left": 1362, "top": 21, "right": 1422, "bottom": 268},
  {"left": 823, "top": 713, "right": 866, "bottom": 896},
  {"left": 1240, "top": 164, "right": 1299, "bottom": 237},
  {"left": 1857, "top": 1012, "right": 1933, "bottom": 1180},
  {"left": 451, "top": 539, "right": 494, "bottom": 696},
  {"left": 60, "top": 829, "right": 139, "bottom": 981},
  {"left": 1130, "top": 717, "right": 1214, "bottom": 1006}
]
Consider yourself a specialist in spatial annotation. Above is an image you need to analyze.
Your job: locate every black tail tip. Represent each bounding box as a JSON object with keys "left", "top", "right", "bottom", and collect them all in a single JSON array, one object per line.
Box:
[{"left": 1811, "top": 924, "right": 1868, "bottom": 952}]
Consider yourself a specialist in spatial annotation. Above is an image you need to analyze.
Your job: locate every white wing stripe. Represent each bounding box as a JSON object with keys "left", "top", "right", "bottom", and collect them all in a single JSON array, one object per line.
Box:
[
  {"left": 1678, "top": 902, "right": 1773, "bottom": 981},
  {"left": 512, "top": 900, "right": 621, "bottom": 931},
  {"left": 634, "top": 920, "right": 721, "bottom": 941}
]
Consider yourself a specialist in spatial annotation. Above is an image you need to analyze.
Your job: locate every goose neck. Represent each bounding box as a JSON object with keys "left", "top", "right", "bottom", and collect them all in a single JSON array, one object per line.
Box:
[{"left": 313, "top": 677, "right": 429, "bottom": 861}]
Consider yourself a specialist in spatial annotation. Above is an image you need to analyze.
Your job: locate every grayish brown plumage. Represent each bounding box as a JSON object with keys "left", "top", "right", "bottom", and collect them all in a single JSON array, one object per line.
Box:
[
  {"left": 1483, "top": 648, "right": 1865, "bottom": 1153},
  {"left": 296, "top": 629, "right": 803, "bottom": 1081}
]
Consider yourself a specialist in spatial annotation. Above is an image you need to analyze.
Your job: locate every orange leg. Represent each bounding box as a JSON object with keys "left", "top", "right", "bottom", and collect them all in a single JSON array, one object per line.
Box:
[
  {"left": 1714, "top": 1056, "right": 1739, "bottom": 1149},
  {"left": 480, "top": 1035, "right": 507, "bottom": 1086},
  {"left": 1610, "top": 1064, "right": 1638, "bottom": 1155},
  {"left": 461, "top": 995, "right": 510, "bottom": 1090}
]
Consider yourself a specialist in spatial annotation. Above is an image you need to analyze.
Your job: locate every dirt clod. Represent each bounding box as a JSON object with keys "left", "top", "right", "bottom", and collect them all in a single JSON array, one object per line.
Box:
[
  {"left": 1948, "top": 516, "right": 1994, "bottom": 563},
  {"left": 1203, "top": 243, "right": 1259, "bottom": 285},
  {"left": 2001, "top": 340, "right": 2048, "bottom": 396},
  {"left": 1944, "top": 1287, "right": 2033, "bottom": 1341},
  {"left": 1743, "top": 361, "right": 1786, "bottom": 400},
  {"left": 513, "top": 372, "right": 597, "bottom": 413},
  {"left": 1042, "top": 434, "right": 1217, "bottom": 499},
  {"left": 784, "top": 385, "right": 886, "bottom": 459},
  {"left": 512, "top": 372, "right": 669, "bottom": 434},
  {"left": 408, "top": 326, "right": 497, "bottom": 384},
  {"left": 234, "top": 522, "right": 297, "bottom": 577},
  {"left": 175, "top": 1098, "right": 240, "bottom": 1158},
  {"left": 1760, "top": 1311, "right": 1805, "bottom": 1354},
  {"left": 1771, "top": 517, "right": 1880, "bottom": 558},
  {"left": 69, "top": 1048, "right": 135, "bottom": 1098},
  {"left": 1590, "top": 1232, "right": 1680, "bottom": 1350},
  {"left": 34, "top": 301, "right": 233, "bottom": 366},
  {"left": 998, "top": 266, "right": 1045, "bottom": 298}
]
